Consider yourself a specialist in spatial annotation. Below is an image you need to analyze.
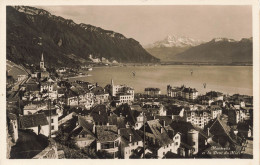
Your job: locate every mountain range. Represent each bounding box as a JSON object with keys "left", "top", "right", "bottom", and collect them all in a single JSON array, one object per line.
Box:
[
  {"left": 145, "top": 36, "right": 252, "bottom": 64},
  {"left": 7, "top": 6, "right": 159, "bottom": 67},
  {"left": 145, "top": 35, "right": 204, "bottom": 48}
]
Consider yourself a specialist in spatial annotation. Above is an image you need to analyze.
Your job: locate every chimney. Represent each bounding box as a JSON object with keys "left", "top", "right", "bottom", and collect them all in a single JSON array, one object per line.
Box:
[
  {"left": 98, "top": 111, "right": 101, "bottom": 115},
  {"left": 172, "top": 114, "right": 174, "bottom": 120},
  {"left": 118, "top": 129, "right": 120, "bottom": 135},
  {"left": 107, "top": 122, "right": 109, "bottom": 126},
  {"left": 160, "top": 126, "right": 164, "bottom": 134},
  {"left": 207, "top": 127, "right": 210, "bottom": 136},
  {"left": 163, "top": 120, "right": 166, "bottom": 127},
  {"left": 120, "top": 113, "right": 122, "bottom": 117},
  {"left": 93, "top": 124, "right": 96, "bottom": 134},
  {"left": 126, "top": 122, "right": 130, "bottom": 128},
  {"left": 129, "top": 133, "right": 132, "bottom": 143}
]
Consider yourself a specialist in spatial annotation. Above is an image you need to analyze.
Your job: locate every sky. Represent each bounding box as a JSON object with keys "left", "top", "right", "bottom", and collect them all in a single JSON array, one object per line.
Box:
[{"left": 38, "top": 5, "right": 252, "bottom": 45}]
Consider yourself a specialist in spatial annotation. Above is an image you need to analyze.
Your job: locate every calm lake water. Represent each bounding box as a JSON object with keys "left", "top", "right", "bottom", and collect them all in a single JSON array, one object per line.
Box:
[{"left": 70, "top": 65, "right": 253, "bottom": 96}]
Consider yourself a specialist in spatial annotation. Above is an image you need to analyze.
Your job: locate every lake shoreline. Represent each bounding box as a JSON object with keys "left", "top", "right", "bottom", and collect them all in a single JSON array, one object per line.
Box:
[{"left": 69, "top": 65, "right": 253, "bottom": 96}]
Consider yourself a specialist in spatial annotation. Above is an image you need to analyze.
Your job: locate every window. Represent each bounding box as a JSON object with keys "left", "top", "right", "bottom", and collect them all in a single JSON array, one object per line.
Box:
[
  {"left": 101, "top": 142, "right": 115, "bottom": 149},
  {"left": 115, "top": 141, "right": 119, "bottom": 147},
  {"left": 51, "top": 125, "right": 55, "bottom": 130},
  {"left": 163, "top": 152, "right": 165, "bottom": 155},
  {"left": 51, "top": 119, "right": 54, "bottom": 123},
  {"left": 175, "top": 142, "right": 178, "bottom": 146}
]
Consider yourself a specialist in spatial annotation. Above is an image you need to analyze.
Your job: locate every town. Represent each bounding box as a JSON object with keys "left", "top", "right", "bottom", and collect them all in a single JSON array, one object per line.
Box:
[{"left": 6, "top": 54, "right": 253, "bottom": 159}]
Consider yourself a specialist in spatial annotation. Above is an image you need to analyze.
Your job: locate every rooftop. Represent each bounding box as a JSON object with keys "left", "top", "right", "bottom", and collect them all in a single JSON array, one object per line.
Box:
[
  {"left": 144, "top": 88, "right": 160, "bottom": 91},
  {"left": 96, "top": 125, "right": 119, "bottom": 142},
  {"left": 146, "top": 119, "right": 173, "bottom": 147},
  {"left": 19, "top": 113, "right": 49, "bottom": 129}
]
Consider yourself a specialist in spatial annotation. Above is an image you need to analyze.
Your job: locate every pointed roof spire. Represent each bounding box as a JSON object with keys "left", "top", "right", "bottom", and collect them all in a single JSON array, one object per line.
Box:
[
  {"left": 111, "top": 79, "right": 114, "bottom": 86},
  {"left": 41, "top": 53, "right": 44, "bottom": 62}
]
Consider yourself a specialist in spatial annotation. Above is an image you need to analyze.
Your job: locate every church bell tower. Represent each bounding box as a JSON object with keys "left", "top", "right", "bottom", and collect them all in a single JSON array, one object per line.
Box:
[{"left": 40, "top": 53, "right": 45, "bottom": 70}]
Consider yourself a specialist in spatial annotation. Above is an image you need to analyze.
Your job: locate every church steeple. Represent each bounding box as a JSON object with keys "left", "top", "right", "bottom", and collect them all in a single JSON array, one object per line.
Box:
[
  {"left": 40, "top": 53, "right": 45, "bottom": 71},
  {"left": 41, "top": 53, "right": 44, "bottom": 62},
  {"left": 111, "top": 79, "right": 114, "bottom": 86}
]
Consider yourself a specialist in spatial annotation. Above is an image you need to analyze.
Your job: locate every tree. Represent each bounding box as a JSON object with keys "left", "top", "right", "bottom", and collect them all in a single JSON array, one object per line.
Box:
[
  {"left": 129, "top": 149, "right": 141, "bottom": 159},
  {"left": 96, "top": 150, "right": 114, "bottom": 159}
]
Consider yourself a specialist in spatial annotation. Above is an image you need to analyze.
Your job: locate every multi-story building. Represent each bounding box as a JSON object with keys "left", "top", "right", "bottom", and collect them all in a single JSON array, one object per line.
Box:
[
  {"left": 210, "top": 105, "right": 222, "bottom": 119},
  {"left": 183, "top": 107, "right": 211, "bottom": 129},
  {"left": 167, "top": 85, "right": 198, "bottom": 100},
  {"left": 95, "top": 125, "right": 121, "bottom": 158},
  {"left": 119, "top": 128, "right": 143, "bottom": 159},
  {"left": 114, "top": 93, "right": 134, "bottom": 106},
  {"left": 19, "top": 113, "right": 50, "bottom": 137},
  {"left": 140, "top": 119, "right": 180, "bottom": 158},
  {"left": 228, "top": 108, "right": 246, "bottom": 125},
  {"left": 144, "top": 88, "right": 161, "bottom": 96},
  {"left": 40, "top": 109, "right": 59, "bottom": 137},
  {"left": 141, "top": 102, "right": 166, "bottom": 116},
  {"left": 110, "top": 79, "right": 134, "bottom": 98}
]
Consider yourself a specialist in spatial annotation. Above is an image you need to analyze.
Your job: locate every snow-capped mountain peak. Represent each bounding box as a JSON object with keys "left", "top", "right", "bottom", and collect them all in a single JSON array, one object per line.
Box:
[{"left": 147, "top": 35, "right": 204, "bottom": 48}]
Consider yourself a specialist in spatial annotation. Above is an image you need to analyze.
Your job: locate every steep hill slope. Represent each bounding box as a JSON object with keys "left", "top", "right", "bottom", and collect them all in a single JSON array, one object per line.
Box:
[
  {"left": 172, "top": 38, "right": 252, "bottom": 64},
  {"left": 7, "top": 6, "right": 159, "bottom": 67}
]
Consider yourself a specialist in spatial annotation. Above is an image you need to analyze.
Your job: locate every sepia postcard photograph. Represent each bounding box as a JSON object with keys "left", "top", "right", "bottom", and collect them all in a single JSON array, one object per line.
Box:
[{"left": 1, "top": 0, "right": 259, "bottom": 165}]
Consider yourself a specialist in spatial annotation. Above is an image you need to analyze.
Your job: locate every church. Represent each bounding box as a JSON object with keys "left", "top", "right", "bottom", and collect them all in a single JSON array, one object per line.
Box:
[{"left": 39, "top": 53, "right": 49, "bottom": 79}]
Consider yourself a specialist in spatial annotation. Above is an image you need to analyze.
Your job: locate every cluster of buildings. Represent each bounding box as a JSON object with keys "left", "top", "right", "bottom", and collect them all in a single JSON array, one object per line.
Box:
[
  {"left": 167, "top": 85, "right": 199, "bottom": 100},
  {"left": 6, "top": 54, "right": 253, "bottom": 159}
]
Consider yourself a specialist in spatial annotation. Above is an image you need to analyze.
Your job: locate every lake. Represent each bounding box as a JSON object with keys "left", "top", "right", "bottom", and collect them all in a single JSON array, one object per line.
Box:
[{"left": 69, "top": 65, "right": 253, "bottom": 96}]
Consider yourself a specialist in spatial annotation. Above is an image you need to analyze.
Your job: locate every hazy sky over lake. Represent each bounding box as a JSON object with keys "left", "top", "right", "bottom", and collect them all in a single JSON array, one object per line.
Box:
[{"left": 39, "top": 5, "right": 252, "bottom": 45}]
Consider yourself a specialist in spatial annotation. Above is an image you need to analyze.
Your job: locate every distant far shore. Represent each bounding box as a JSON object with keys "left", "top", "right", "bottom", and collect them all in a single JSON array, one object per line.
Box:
[{"left": 88, "top": 62, "right": 253, "bottom": 68}]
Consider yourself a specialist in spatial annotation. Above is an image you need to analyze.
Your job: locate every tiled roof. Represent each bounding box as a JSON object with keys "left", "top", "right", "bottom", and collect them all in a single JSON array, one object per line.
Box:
[
  {"left": 19, "top": 113, "right": 49, "bottom": 128},
  {"left": 108, "top": 114, "right": 126, "bottom": 129},
  {"left": 182, "top": 87, "right": 198, "bottom": 93},
  {"left": 91, "top": 86, "right": 107, "bottom": 95},
  {"left": 120, "top": 128, "right": 142, "bottom": 144},
  {"left": 90, "top": 105, "right": 108, "bottom": 123},
  {"left": 66, "top": 89, "right": 78, "bottom": 98},
  {"left": 207, "top": 117, "right": 236, "bottom": 145},
  {"left": 144, "top": 88, "right": 160, "bottom": 92},
  {"left": 113, "top": 104, "right": 137, "bottom": 125},
  {"left": 155, "top": 116, "right": 172, "bottom": 126},
  {"left": 146, "top": 119, "right": 173, "bottom": 147},
  {"left": 169, "top": 121, "right": 195, "bottom": 135},
  {"left": 76, "top": 116, "right": 96, "bottom": 139},
  {"left": 96, "top": 125, "right": 119, "bottom": 142},
  {"left": 165, "top": 105, "right": 184, "bottom": 116}
]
